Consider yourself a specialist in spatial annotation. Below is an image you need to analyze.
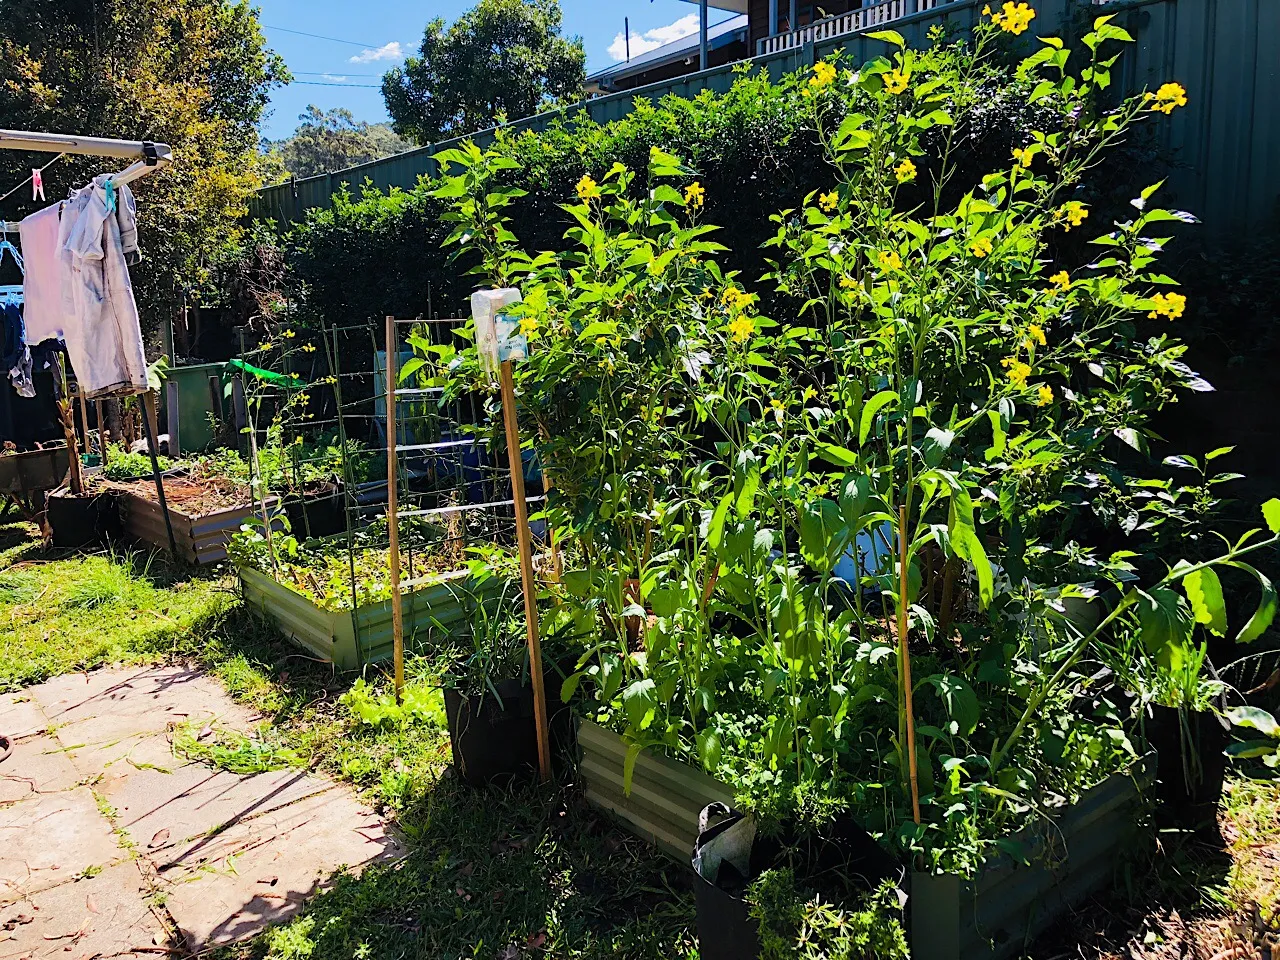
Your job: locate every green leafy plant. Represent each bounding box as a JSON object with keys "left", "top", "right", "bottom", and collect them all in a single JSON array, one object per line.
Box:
[{"left": 749, "top": 871, "right": 908, "bottom": 960}]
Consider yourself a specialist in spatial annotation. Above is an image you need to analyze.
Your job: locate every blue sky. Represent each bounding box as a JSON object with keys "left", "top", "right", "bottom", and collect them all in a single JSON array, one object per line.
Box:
[{"left": 256, "top": 0, "right": 736, "bottom": 140}]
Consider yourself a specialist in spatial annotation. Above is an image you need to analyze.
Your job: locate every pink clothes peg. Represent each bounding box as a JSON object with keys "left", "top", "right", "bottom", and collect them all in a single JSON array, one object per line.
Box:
[{"left": 31, "top": 168, "right": 44, "bottom": 201}]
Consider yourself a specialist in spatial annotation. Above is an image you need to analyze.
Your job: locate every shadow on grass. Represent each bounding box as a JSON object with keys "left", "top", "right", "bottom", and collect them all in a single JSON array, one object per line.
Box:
[
  {"left": 227, "top": 776, "right": 698, "bottom": 960},
  {"left": 1027, "top": 819, "right": 1235, "bottom": 958}
]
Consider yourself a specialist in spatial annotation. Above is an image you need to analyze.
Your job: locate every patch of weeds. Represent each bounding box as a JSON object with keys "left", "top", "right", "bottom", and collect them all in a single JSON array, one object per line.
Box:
[
  {"left": 74, "top": 864, "right": 104, "bottom": 881},
  {"left": 340, "top": 676, "right": 447, "bottom": 730},
  {"left": 60, "top": 550, "right": 152, "bottom": 609},
  {"left": 1221, "top": 778, "right": 1280, "bottom": 915},
  {"left": 172, "top": 721, "right": 304, "bottom": 775}
]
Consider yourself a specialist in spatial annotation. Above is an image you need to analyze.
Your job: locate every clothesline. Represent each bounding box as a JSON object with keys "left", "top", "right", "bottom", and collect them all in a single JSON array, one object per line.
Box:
[{"left": 0, "top": 152, "right": 66, "bottom": 207}]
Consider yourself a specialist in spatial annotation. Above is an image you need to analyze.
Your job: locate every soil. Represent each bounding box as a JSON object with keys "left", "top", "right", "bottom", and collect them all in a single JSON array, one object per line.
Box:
[{"left": 111, "top": 469, "right": 256, "bottom": 517}]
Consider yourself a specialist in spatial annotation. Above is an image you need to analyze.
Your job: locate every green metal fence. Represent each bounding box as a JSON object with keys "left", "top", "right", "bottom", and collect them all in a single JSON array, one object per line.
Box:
[{"left": 249, "top": 0, "right": 1277, "bottom": 236}]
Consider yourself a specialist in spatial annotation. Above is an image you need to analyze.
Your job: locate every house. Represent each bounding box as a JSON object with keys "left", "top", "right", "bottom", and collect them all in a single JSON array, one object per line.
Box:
[{"left": 585, "top": 1, "right": 944, "bottom": 93}]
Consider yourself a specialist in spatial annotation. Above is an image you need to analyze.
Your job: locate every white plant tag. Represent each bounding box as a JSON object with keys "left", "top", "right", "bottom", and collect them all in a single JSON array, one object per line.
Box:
[{"left": 471, "top": 288, "right": 523, "bottom": 376}]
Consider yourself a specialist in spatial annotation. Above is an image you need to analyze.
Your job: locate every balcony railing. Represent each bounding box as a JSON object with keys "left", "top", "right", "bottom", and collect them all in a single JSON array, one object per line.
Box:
[{"left": 757, "top": 0, "right": 952, "bottom": 56}]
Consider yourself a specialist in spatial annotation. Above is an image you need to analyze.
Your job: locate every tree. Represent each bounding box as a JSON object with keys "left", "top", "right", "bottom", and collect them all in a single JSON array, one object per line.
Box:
[
  {"left": 381, "top": 0, "right": 585, "bottom": 145},
  {"left": 265, "top": 106, "right": 412, "bottom": 180},
  {"left": 0, "top": 0, "right": 287, "bottom": 333}
]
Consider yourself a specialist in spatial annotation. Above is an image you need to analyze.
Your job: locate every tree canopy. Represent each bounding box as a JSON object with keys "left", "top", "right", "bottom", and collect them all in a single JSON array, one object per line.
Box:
[
  {"left": 0, "top": 0, "right": 287, "bottom": 331},
  {"left": 381, "top": 0, "right": 585, "bottom": 145},
  {"left": 265, "top": 106, "right": 413, "bottom": 180}
]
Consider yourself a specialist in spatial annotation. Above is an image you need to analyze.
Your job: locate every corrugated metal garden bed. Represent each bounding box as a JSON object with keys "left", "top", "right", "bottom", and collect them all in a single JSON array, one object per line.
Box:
[
  {"left": 238, "top": 565, "right": 479, "bottom": 670},
  {"left": 116, "top": 483, "right": 279, "bottom": 566},
  {"left": 580, "top": 720, "right": 1153, "bottom": 958}
]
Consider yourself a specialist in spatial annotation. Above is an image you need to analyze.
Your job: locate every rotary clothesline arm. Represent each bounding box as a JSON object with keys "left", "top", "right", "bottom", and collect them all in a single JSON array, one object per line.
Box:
[{"left": 0, "top": 129, "right": 173, "bottom": 231}]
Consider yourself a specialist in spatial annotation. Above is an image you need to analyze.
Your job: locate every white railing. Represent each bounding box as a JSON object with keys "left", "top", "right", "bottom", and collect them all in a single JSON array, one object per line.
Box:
[{"left": 757, "top": 0, "right": 950, "bottom": 56}]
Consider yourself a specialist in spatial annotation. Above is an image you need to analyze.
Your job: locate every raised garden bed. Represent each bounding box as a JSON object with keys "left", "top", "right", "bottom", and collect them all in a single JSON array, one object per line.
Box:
[
  {"left": 909, "top": 754, "right": 1155, "bottom": 960},
  {"left": 115, "top": 477, "right": 280, "bottom": 565},
  {"left": 577, "top": 718, "right": 735, "bottom": 862},
  {"left": 238, "top": 565, "right": 480, "bottom": 670}
]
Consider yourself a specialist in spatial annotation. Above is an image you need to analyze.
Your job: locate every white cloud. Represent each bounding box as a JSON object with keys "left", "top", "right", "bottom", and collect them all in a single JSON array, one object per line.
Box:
[
  {"left": 322, "top": 74, "right": 349, "bottom": 82},
  {"left": 607, "top": 14, "right": 700, "bottom": 62},
  {"left": 349, "top": 41, "right": 403, "bottom": 64}
]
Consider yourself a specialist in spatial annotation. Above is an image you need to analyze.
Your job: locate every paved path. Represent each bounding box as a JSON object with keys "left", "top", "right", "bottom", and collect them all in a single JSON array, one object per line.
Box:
[{"left": 0, "top": 665, "right": 402, "bottom": 957}]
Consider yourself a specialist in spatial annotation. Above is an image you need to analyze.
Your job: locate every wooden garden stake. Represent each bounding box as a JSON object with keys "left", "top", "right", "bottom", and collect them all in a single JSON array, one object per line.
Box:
[
  {"left": 76, "top": 384, "right": 93, "bottom": 454},
  {"left": 500, "top": 357, "right": 553, "bottom": 783},
  {"left": 96, "top": 400, "right": 109, "bottom": 463},
  {"left": 385, "top": 315, "right": 405, "bottom": 704},
  {"left": 899, "top": 504, "right": 922, "bottom": 826}
]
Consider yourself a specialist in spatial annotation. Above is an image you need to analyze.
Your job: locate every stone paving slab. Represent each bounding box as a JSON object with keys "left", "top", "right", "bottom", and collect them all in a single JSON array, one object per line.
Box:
[
  {"left": 0, "top": 861, "right": 166, "bottom": 960},
  {"left": 0, "top": 736, "right": 81, "bottom": 807},
  {"left": 0, "top": 788, "right": 123, "bottom": 905},
  {"left": 102, "top": 765, "right": 335, "bottom": 857},
  {"left": 33, "top": 665, "right": 260, "bottom": 737},
  {"left": 0, "top": 663, "right": 401, "bottom": 952},
  {"left": 157, "top": 787, "right": 402, "bottom": 948},
  {"left": 0, "top": 695, "right": 47, "bottom": 742}
]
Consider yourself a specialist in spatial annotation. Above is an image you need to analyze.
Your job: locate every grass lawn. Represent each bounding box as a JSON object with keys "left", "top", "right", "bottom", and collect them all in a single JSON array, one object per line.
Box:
[{"left": 2, "top": 518, "right": 1278, "bottom": 959}]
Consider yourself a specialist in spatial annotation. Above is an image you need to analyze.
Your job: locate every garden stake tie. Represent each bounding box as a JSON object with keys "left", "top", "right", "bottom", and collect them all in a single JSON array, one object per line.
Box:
[
  {"left": 899, "top": 504, "right": 922, "bottom": 826},
  {"left": 385, "top": 316, "right": 405, "bottom": 703},
  {"left": 500, "top": 357, "right": 553, "bottom": 783}
]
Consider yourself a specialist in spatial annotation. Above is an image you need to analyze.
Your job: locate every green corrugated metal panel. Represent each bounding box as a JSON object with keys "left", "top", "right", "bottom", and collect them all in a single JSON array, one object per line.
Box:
[
  {"left": 240, "top": 565, "right": 492, "bottom": 669},
  {"left": 168, "top": 362, "right": 225, "bottom": 454},
  {"left": 909, "top": 754, "right": 1155, "bottom": 960},
  {"left": 240, "top": 565, "right": 354, "bottom": 664},
  {"left": 250, "top": 0, "right": 1273, "bottom": 235},
  {"left": 578, "top": 718, "right": 735, "bottom": 863}
]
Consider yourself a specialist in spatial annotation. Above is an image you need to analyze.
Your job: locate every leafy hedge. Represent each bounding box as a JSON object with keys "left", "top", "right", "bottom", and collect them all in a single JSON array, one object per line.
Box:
[{"left": 274, "top": 49, "right": 1067, "bottom": 327}]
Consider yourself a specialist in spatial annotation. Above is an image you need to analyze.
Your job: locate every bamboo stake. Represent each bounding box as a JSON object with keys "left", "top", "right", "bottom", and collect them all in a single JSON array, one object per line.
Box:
[
  {"left": 76, "top": 384, "right": 93, "bottom": 455},
  {"left": 385, "top": 315, "right": 405, "bottom": 704},
  {"left": 96, "top": 400, "right": 109, "bottom": 463},
  {"left": 500, "top": 357, "right": 553, "bottom": 783},
  {"left": 899, "top": 504, "right": 921, "bottom": 826}
]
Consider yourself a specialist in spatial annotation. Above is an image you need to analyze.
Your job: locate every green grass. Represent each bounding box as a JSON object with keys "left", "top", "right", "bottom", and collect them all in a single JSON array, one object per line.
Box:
[{"left": 0, "top": 522, "right": 232, "bottom": 690}]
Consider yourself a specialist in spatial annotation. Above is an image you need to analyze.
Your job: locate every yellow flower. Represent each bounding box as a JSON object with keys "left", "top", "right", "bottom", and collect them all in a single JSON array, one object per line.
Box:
[
  {"left": 810, "top": 61, "right": 837, "bottom": 90},
  {"left": 1001, "top": 357, "right": 1032, "bottom": 387},
  {"left": 576, "top": 175, "right": 601, "bottom": 201},
  {"left": 1050, "top": 270, "right": 1071, "bottom": 291},
  {"left": 1036, "top": 384, "right": 1054, "bottom": 406},
  {"left": 877, "top": 250, "right": 902, "bottom": 271},
  {"left": 1149, "top": 81, "right": 1188, "bottom": 115},
  {"left": 518, "top": 315, "right": 539, "bottom": 337},
  {"left": 1027, "top": 323, "right": 1047, "bottom": 347},
  {"left": 1012, "top": 146, "right": 1033, "bottom": 168},
  {"left": 991, "top": 1, "right": 1036, "bottom": 34},
  {"left": 723, "top": 286, "right": 753, "bottom": 311},
  {"left": 1147, "top": 291, "right": 1187, "bottom": 320},
  {"left": 838, "top": 274, "right": 857, "bottom": 289},
  {"left": 728, "top": 315, "right": 755, "bottom": 342},
  {"left": 969, "top": 236, "right": 993, "bottom": 258},
  {"left": 282, "top": 329, "right": 296, "bottom": 339},
  {"left": 894, "top": 158, "right": 917, "bottom": 183},
  {"left": 819, "top": 190, "right": 839, "bottom": 213},
  {"left": 1060, "top": 201, "right": 1089, "bottom": 231},
  {"left": 983, "top": 3, "right": 991, "bottom": 12},
  {"left": 685, "top": 181, "right": 706, "bottom": 208},
  {"left": 883, "top": 68, "right": 910, "bottom": 95}
]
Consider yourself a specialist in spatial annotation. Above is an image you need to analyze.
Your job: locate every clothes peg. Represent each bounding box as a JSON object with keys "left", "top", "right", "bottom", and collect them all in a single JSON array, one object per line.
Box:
[
  {"left": 103, "top": 178, "right": 116, "bottom": 213},
  {"left": 31, "top": 167, "right": 44, "bottom": 201}
]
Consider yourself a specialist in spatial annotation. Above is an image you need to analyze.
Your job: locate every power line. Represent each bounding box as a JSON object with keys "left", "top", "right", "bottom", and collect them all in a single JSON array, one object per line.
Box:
[
  {"left": 293, "top": 71, "right": 381, "bottom": 77},
  {"left": 264, "top": 24, "right": 381, "bottom": 48},
  {"left": 291, "top": 80, "right": 382, "bottom": 88}
]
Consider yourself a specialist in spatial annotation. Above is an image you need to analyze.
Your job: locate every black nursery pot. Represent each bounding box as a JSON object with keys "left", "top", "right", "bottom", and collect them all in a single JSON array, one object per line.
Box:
[
  {"left": 1148, "top": 704, "right": 1229, "bottom": 825},
  {"left": 46, "top": 488, "right": 121, "bottom": 550},
  {"left": 283, "top": 484, "right": 346, "bottom": 539},
  {"left": 444, "top": 679, "right": 539, "bottom": 787},
  {"left": 692, "top": 805, "right": 903, "bottom": 960}
]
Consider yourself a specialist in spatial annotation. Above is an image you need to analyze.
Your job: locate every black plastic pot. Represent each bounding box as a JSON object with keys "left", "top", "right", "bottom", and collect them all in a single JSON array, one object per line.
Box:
[
  {"left": 1148, "top": 704, "right": 1229, "bottom": 825},
  {"left": 692, "top": 804, "right": 903, "bottom": 960},
  {"left": 444, "top": 679, "right": 539, "bottom": 787},
  {"left": 283, "top": 483, "right": 346, "bottom": 540},
  {"left": 45, "top": 487, "right": 121, "bottom": 550}
]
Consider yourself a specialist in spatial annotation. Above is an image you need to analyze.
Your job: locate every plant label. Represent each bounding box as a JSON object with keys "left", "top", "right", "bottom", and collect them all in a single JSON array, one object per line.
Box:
[{"left": 471, "top": 288, "right": 526, "bottom": 375}]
